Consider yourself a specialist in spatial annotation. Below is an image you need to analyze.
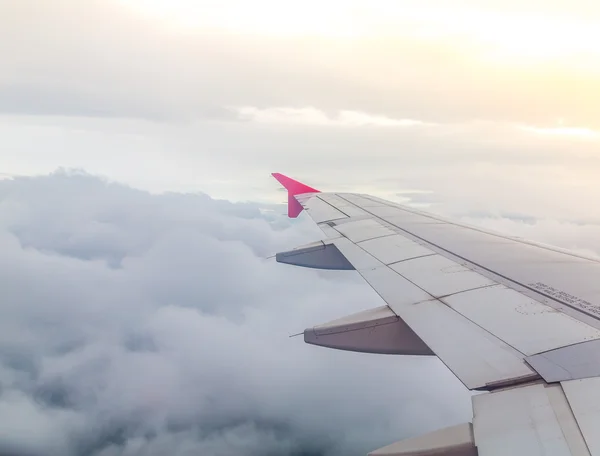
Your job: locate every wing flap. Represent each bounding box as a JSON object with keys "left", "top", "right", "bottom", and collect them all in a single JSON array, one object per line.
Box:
[
  {"left": 442, "top": 286, "right": 600, "bottom": 356},
  {"left": 562, "top": 377, "right": 600, "bottom": 454},
  {"left": 368, "top": 423, "right": 477, "bottom": 456},
  {"left": 358, "top": 266, "right": 537, "bottom": 390},
  {"left": 390, "top": 297, "right": 538, "bottom": 390},
  {"left": 525, "top": 339, "right": 600, "bottom": 383},
  {"left": 473, "top": 383, "right": 589, "bottom": 456}
]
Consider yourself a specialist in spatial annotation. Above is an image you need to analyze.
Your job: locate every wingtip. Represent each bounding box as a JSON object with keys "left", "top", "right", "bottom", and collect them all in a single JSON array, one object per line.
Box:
[
  {"left": 270, "top": 173, "right": 320, "bottom": 194},
  {"left": 271, "top": 173, "right": 320, "bottom": 218}
]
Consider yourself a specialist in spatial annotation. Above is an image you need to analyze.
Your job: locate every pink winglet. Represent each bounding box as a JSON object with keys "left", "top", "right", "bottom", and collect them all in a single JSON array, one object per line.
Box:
[{"left": 272, "top": 173, "right": 320, "bottom": 218}]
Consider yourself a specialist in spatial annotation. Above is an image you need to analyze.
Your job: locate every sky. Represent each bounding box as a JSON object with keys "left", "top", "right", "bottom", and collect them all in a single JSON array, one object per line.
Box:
[{"left": 2, "top": 0, "right": 600, "bottom": 455}]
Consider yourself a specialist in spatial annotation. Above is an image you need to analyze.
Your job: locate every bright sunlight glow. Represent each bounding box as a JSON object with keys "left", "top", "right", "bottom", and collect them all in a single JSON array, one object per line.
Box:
[{"left": 120, "top": 0, "right": 600, "bottom": 62}]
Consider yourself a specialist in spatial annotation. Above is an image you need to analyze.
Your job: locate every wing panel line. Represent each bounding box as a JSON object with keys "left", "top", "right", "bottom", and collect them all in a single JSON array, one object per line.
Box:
[
  {"left": 343, "top": 230, "right": 536, "bottom": 364},
  {"left": 358, "top": 194, "right": 600, "bottom": 264},
  {"left": 385, "top": 253, "right": 437, "bottom": 266},
  {"left": 313, "top": 194, "right": 351, "bottom": 218},
  {"left": 337, "top": 194, "right": 600, "bottom": 323}
]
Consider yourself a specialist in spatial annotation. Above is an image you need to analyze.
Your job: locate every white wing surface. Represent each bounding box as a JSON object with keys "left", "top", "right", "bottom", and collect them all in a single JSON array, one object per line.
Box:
[{"left": 272, "top": 173, "right": 600, "bottom": 456}]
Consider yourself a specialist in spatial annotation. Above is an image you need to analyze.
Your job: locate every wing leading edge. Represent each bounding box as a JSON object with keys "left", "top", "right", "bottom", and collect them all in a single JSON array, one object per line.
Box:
[{"left": 271, "top": 173, "right": 600, "bottom": 456}]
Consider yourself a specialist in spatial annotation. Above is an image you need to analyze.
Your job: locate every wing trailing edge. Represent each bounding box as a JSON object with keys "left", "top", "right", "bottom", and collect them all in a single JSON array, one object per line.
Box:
[{"left": 368, "top": 423, "right": 477, "bottom": 456}]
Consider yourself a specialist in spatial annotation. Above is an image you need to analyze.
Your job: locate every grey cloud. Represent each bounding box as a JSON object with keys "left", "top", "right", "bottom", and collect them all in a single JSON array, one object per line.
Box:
[
  {"left": 0, "top": 171, "right": 470, "bottom": 456},
  {"left": 3, "top": 0, "right": 600, "bottom": 127}
]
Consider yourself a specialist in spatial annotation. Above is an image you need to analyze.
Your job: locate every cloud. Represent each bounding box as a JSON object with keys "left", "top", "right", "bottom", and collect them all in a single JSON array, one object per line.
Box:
[
  {"left": 0, "top": 171, "right": 470, "bottom": 456},
  {"left": 4, "top": 1, "right": 600, "bottom": 452},
  {"left": 233, "top": 107, "right": 430, "bottom": 128},
  {"left": 4, "top": 112, "right": 600, "bottom": 227},
  {"left": 3, "top": 0, "right": 600, "bottom": 128},
  {"left": 519, "top": 124, "right": 600, "bottom": 139},
  {"left": 455, "top": 213, "right": 600, "bottom": 259}
]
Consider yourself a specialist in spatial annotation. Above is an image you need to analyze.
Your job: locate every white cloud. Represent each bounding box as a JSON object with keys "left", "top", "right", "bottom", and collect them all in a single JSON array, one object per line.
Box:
[
  {"left": 4, "top": 1, "right": 600, "bottom": 453},
  {"left": 4, "top": 0, "right": 600, "bottom": 129},
  {"left": 519, "top": 124, "right": 600, "bottom": 139},
  {"left": 233, "top": 106, "right": 430, "bottom": 128},
  {"left": 4, "top": 113, "right": 600, "bottom": 228},
  {"left": 0, "top": 171, "right": 470, "bottom": 456}
]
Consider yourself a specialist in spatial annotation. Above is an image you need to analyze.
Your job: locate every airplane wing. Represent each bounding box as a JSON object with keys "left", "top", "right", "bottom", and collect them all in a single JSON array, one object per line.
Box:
[{"left": 272, "top": 172, "right": 600, "bottom": 456}]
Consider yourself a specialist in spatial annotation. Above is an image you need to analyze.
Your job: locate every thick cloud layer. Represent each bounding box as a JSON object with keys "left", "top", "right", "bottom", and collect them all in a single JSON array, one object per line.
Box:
[
  {"left": 3, "top": 0, "right": 600, "bottom": 127},
  {"left": 0, "top": 171, "right": 470, "bottom": 456}
]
